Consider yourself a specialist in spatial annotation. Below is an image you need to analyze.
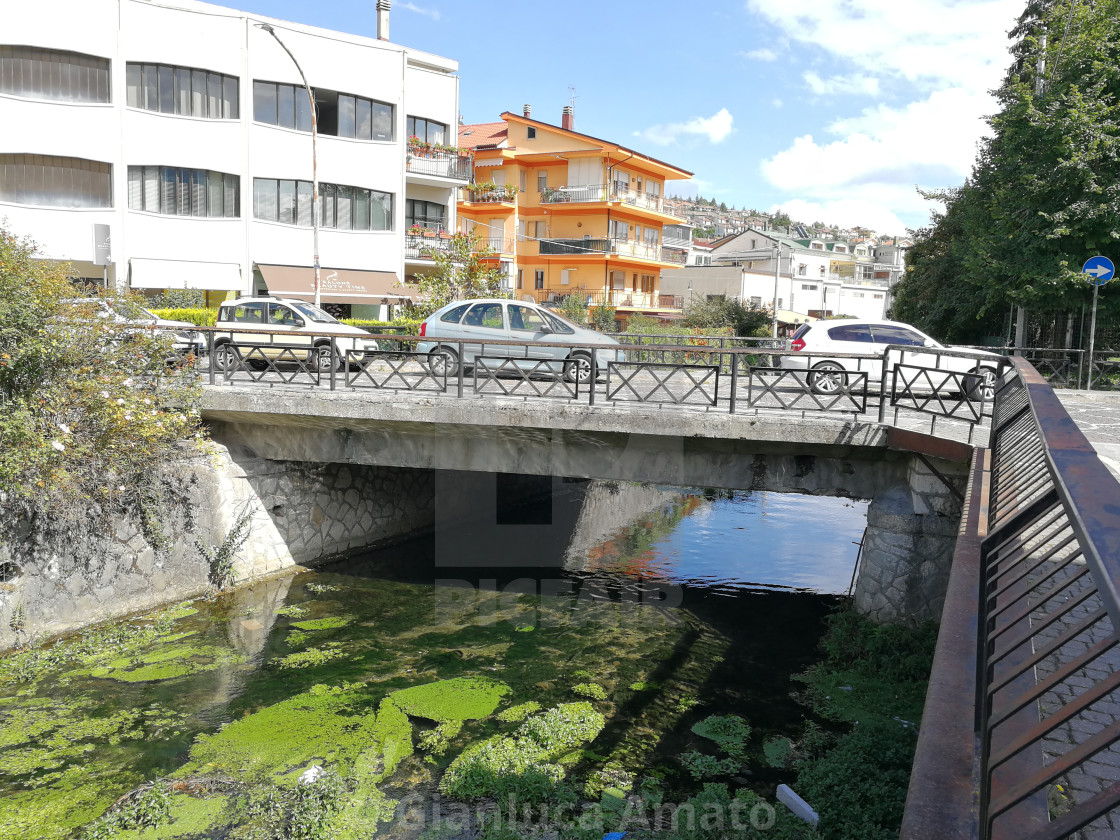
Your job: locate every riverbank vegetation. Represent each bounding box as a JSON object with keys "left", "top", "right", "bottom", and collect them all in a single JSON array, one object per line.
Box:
[{"left": 0, "top": 225, "right": 204, "bottom": 557}]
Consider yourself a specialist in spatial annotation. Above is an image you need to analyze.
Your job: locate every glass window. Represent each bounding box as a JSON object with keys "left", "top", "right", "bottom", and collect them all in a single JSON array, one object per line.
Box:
[
  {"left": 827, "top": 324, "right": 874, "bottom": 343},
  {"left": 254, "top": 177, "right": 276, "bottom": 220},
  {"left": 191, "top": 69, "right": 206, "bottom": 116},
  {"left": 295, "top": 89, "right": 313, "bottom": 132},
  {"left": 267, "top": 303, "right": 299, "bottom": 326},
  {"left": 124, "top": 62, "right": 236, "bottom": 119},
  {"left": 0, "top": 46, "right": 110, "bottom": 103},
  {"left": 542, "top": 311, "right": 574, "bottom": 334},
  {"left": 463, "top": 303, "right": 504, "bottom": 329},
  {"left": 406, "top": 199, "right": 445, "bottom": 230},
  {"left": 440, "top": 303, "right": 471, "bottom": 324},
  {"left": 175, "top": 67, "right": 191, "bottom": 115},
  {"left": 353, "top": 188, "right": 370, "bottom": 230},
  {"left": 142, "top": 64, "right": 158, "bottom": 110},
  {"left": 276, "top": 83, "right": 295, "bottom": 128},
  {"left": 233, "top": 303, "right": 265, "bottom": 324},
  {"left": 278, "top": 179, "right": 296, "bottom": 225},
  {"left": 253, "top": 177, "right": 390, "bottom": 231},
  {"left": 870, "top": 324, "right": 926, "bottom": 346},
  {"left": 125, "top": 63, "right": 141, "bottom": 107},
  {"left": 407, "top": 116, "right": 445, "bottom": 144},
  {"left": 158, "top": 65, "right": 174, "bottom": 113},
  {"left": 207, "top": 72, "right": 221, "bottom": 119},
  {"left": 297, "top": 180, "right": 313, "bottom": 227},
  {"left": 355, "top": 98, "right": 372, "bottom": 141},
  {"left": 254, "top": 80, "right": 276, "bottom": 124},
  {"left": 338, "top": 94, "right": 356, "bottom": 138},
  {"left": 508, "top": 305, "right": 548, "bottom": 332}
]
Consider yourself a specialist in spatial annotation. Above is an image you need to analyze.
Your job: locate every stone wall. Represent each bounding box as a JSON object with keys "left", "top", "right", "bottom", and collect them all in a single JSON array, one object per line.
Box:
[{"left": 0, "top": 442, "right": 440, "bottom": 650}]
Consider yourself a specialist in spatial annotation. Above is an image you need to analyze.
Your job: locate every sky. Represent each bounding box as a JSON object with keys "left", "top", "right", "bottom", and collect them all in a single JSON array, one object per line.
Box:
[{"left": 234, "top": 0, "right": 1026, "bottom": 236}]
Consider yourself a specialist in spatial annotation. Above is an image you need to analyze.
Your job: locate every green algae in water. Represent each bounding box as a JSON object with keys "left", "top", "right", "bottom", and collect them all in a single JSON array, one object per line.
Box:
[
  {"left": 112, "top": 793, "right": 228, "bottom": 840},
  {"left": 275, "top": 604, "right": 309, "bottom": 618},
  {"left": 388, "top": 676, "right": 509, "bottom": 721},
  {"left": 274, "top": 643, "right": 348, "bottom": 670},
  {"left": 90, "top": 644, "right": 248, "bottom": 684},
  {"left": 290, "top": 616, "right": 352, "bottom": 631},
  {"left": 572, "top": 682, "right": 608, "bottom": 700},
  {"left": 691, "top": 715, "right": 752, "bottom": 760},
  {"left": 496, "top": 701, "right": 541, "bottom": 723}
]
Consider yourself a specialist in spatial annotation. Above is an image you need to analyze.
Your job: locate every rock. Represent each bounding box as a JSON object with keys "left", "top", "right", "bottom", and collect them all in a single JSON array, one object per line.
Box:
[{"left": 298, "top": 764, "right": 325, "bottom": 785}]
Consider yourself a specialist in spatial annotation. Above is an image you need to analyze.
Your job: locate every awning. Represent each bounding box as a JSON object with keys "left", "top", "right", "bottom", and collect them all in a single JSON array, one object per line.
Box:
[
  {"left": 255, "top": 263, "right": 415, "bottom": 303},
  {"left": 129, "top": 258, "right": 241, "bottom": 290},
  {"left": 473, "top": 158, "right": 506, "bottom": 168},
  {"left": 776, "top": 309, "right": 817, "bottom": 325}
]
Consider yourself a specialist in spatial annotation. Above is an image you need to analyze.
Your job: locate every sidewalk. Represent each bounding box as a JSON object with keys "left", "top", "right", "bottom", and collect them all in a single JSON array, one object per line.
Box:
[{"left": 1055, "top": 390, "right": 1120, "bottom": 481}]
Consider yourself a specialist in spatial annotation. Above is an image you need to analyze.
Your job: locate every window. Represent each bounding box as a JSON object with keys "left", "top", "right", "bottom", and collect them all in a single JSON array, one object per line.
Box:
[
  {"left": 801, "top": 284, "right": 817, "bottom": 291},
  {"left": 253, "top": 178, "right": 392, "bottom": 230},
  {"left": 777, "top": 298, "right": 783, "bottom": 309},
  {"left": 534, "top": 270, "right": 544, "bottom": 290},
  {"left": 819, "top": 265, "right": 826, "bottom": 277},
  {"left": 643, "top": 228, "right": 659, "bottom": 247},
  {"left": 542, "top": 311, "right": 574, "bottom": 334},
  {"left": 811, "top": 242, "right": 824, "bottom": 250},
  {"left": 874, "top": 293, "right": 884, "bottom": 300},
  {"left": 560, "top": 269, "right": 571, "bottom": 286},
  {"left": 406, "top": 199, "right": 445, "bottom": 230},
  {"left": 527, "top": 126, "right": 536, "bottom": 139},
  {"left": 516, "top": 269, "right": 523, "bottom": 290},
  {"left": 537, "top": 171, "right": 547, "bottom": 193},
  {"left": 750, "top": 239, "right": 756, "bottom": 248},
  {"left": 0, "top": 154, "right": 111, "bottom": 208},
  {"left": 870, "top": 324, "right": 924, "bottom": 346},
  {"left": 827, "top": 324, "right": 873, "bottom": 343},
  {"left": 0, "top": 46, "right": 110, "bottom": 103},
  {"left": 407, "top": 116, "right": 446, "bottom": 145},
  {"left": 440, "top": 303, "right": 471, "bottom": 324},
  {"left": 798, "top": 263, "right": 806, "bottom": 276},
  {"left": 128, "top": 166, "right": 238, "bottom": 217},
  {"left": 750, "top": 296, "right": 762, "bottom": 308},
  {"left": 640, "top": 274, "right": 655, "bottom": 293},
  {"left": 610, "top": 220, "right": 629, "bottom": 241},
  {"left": 531, "top": 220, "right": 545, "bottom": 239},
  {"left": 463, "top": 302, "right": 504, "bottom": 328},
  {"left": 519, "top": 171, "right": 526, "bottom": 192},
  {"left": 257, "top": 82, "right": 392, "bottom": 139},
  {"left": 611, "top": 271, "right": 626, "bottom": 290},
  {"left": 229, "top": 302, "right": 265, "bottom": 324},
  {"left": 851, "top": 291, "right": 865, "bottom": 298},
  {"left": 127, "top": 63, "right": 237, "bottom": 118},
  {"left": 509, "top": 304, "right": 548, "bottom": 332}
]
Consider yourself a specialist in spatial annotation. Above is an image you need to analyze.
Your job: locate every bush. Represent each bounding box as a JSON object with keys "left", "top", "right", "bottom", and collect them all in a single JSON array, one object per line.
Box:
[
  {"left": 150, "top": 307, "right": 217, "bottom": 327},
  {"left": 818, "top": 610, "right": 937, "bottom": 683},
  {"left": 682, "top": 297, "right": 771, "bottom": 337},
  {"left": 147, "top": 289, "right": 207, "bottom": 309},
  {"left": 0, "top": 226, "right": 203, "bottom": 517}
]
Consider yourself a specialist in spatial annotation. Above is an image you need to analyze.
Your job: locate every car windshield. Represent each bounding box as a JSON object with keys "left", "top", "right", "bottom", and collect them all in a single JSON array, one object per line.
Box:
[
  {"left": 545, "top": 309, "right": 581, "bottom": 331},
  {"left": 292, "top": 302, "right": 338, "bottom": 323}
]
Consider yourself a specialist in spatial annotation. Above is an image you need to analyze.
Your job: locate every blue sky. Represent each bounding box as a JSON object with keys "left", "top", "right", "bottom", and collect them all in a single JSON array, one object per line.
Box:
[{"left": 235, "top": 0, "right": 1024, "bottom": 235}]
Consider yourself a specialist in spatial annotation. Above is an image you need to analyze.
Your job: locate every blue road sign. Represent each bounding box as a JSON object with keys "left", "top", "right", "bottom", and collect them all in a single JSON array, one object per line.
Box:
[{"left": 1083, "top": 256, "right": 1115, "bottom": 286}]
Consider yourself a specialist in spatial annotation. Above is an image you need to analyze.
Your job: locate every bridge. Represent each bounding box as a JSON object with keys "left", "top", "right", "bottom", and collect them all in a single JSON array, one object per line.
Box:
[{"left": 196, "top": 331, "right": 1120, "bottom": 837}]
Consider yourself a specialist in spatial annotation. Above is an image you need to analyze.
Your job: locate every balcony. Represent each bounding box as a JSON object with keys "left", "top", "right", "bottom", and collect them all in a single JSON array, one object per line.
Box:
[
  {"left": 522, "top": 288, "right": 681, "bottom": 310},
  {"left": 405, "top": 145, "right": 472, "bottom": 182},
  {"left": 463, "top": 184, "right": 517, "bottom": 204},
  {"left": 663, "top": 236, "right": 691, "bottom": 250},
  {"left": 610, "top": 185, "right": 665, "bottom": 213},
  {"left": 536, "top": 237, "right": 679, "bottom": 263},
  {"left": 404, "top": 228, "right": 454, "bottom": 261},
  {"left": 539, "top": 184, "right": 610, "bottom": 204},
  {"left": 538, "top": 238, "right": 610, "bottom": 256}
]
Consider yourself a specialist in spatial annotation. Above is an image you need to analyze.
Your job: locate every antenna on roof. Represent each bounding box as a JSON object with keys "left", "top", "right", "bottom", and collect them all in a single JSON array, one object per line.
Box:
[{"left": 567, "top": 85, "right": 579, "bottom": 109}]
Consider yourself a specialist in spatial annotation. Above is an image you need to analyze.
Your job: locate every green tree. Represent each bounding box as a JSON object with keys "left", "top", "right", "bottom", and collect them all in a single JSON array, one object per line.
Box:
[
  {"left": 405, "top": 230, "right": 507, "bottom": 318},
  {"left": 557, "top": 294, "right": 588, "bottom": 326},
  {"left": 772, "top": 210, "right": 791, "bottom": 228},
  {"left": 589, "top": 304, "right": 617, "bottom": 332},
  {"left": 896, "top": 0, "right": 1120, "bottom": 337},
  {"left": 0, "top": 226, "right": 202, "bottom": 517},
  {"left": 719, "top": 201, "right": 728, "bottom": 212},
  {"left": 682, "top": 297, "right": 771, "bottom": 337}
]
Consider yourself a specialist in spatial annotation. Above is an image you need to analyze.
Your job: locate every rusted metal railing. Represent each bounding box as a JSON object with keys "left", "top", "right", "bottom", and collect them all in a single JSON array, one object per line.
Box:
[{"left": 903, "top": 357, "right": 1120, "bottom": 840}]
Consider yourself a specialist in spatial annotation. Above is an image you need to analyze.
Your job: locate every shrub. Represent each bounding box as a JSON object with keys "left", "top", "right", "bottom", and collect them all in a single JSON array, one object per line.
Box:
[
  {"left": 150, "top": 307, "right": 217, "bottom": 327},
  {"left": 147, "top": 289, "right": 207, "bottom": 309}
]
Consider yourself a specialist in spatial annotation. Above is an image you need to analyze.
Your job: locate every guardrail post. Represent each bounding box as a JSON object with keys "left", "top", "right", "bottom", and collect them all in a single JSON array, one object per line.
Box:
[
  {"left": 206, "top": 329, "right": 214, "bottom": 386},
  {"left": 877, "top": 348, "right": 890, "bottom": 423},
  {"left": 456, "top": 341, "right": 464, "bottom": 398},
  {"left": 729, "top": 351, "right": 737, "bottom": 415},
  {"left": 589, "top": 347, "right": 597, "bottom": 406},
  {"left": 329, "top": 337, "right": 337, "bottom": 391}
]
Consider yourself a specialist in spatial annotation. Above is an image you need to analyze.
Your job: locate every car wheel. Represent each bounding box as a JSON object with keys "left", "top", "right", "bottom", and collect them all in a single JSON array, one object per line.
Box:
[
  {"left": 427, "top": 346, "right": 459, "bottom": 378},
  {"left": 213, "top": 342, "right": 241, "bottom": 371},
  {"left": 809, "top": 361, "right": 846, "bottom": 395},
  {"left": 564, "top": 352, "right": 593, "bottom": 384},
  {"left": 968, "top": 365, "right": 998, "bottom": 401},
  {"left": 314, "top": 343, "right": 343, "bottom": 373}
]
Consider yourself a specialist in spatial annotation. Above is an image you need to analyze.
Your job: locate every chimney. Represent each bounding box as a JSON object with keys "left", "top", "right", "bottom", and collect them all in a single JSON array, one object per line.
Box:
[
  {"left": 562, "top": 105, "right": 573, "bottom": 131},
  {"left": 376, "top": 0, "right": 390, "bottom": 41},
  {"left": 523, "top": 103, "right": 531, "bottom": 118}
]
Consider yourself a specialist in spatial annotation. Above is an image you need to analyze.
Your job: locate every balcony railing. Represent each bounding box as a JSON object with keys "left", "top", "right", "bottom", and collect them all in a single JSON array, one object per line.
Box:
[
  {"left": 663, "top": 237, "right": 691, "bottom": 250},
  {"left": 404, "top": 229, "right": 454, "bottom": 260},
  {"left": 539, "top": 184, "right": 609, "bottom": 204},
  {"left": 535, "top": 237, "right": 677, "bottom": 263},
  {"left": 609, "top": 238, "right": 667, "bottom": 262},
  {"left": 405, "top": 146, "right": 472, "bottom": 181},
  {"left": 464, "top": 185, "right": 517, "bottom": 203},
  {"left": 481, "top": 236, "right": 517, "bottom": 254},
  {"left": 610, "top": 185, "right": 664, "bottom": 213},
  {"left": 538, "top": 238, "right": 610, "bottom": 256},
  {"left": 519, "top": 288, "right": 672, "bottom": 310}
]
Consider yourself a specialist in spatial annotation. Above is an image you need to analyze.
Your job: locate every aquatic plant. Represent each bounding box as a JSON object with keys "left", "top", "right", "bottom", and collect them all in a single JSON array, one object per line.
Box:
[
  {"left": 273, "top": 644, "right": 347, "bottom": 671},
  {"left": 305, "top": 583, "right": 340, "bottom": 594},
  {"left": 78, "top": 782, "right": 171, "bottom": 839},
  {"left": 680, "top": 750, "right": 740, "bottom": 780},
  {"left": 286, "top": 630, "right": 310, "bottom": 648},
  {"left": 690, "top": 715, "right": 751, "bottom": 759},
  {"left": 417, "top": 720, "right": 463, "bottom": 757},
  {"left": 628, "top": 681, "right": 660, "bottom": 691},
  {"left": 388, "top": 676, "right": 510, "bottom": 721},
  {"left": 495, "top": 701, "right": 541, "bottom": 723},
  {"left": 763, "top": 736, "right": 794, "bottom": 769},
  {"left": 196, "top": 505, "right": 252, "bottom": 590},
  {"left": 290, "top": 616, "right": 352, "bottom": 631},
  {"left": 275, "top": 604, "right": 310, "bottom": 618},
  {"left": 572, "top": 682, "right": 608, "bottom": 700}
]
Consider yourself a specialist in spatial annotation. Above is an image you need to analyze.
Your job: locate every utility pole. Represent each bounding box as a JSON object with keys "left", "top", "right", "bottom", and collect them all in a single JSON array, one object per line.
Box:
[{"left": 771, "top": 243, "right": 781, "bottom": 338}]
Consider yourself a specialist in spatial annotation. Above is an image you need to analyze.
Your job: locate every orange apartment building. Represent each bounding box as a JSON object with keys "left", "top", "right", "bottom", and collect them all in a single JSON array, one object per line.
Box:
[{"left": 456, "top": 105, "right": 692, "bottom": 323}]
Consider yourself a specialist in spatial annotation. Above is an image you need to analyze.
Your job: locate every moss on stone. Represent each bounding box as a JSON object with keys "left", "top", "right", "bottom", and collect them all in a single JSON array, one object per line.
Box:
[
  {"left": 290, "top": 616, "right": 352, "bottom": 631},
  {"left": 387, "top": 676, "right": 509, "bottom": 722}
]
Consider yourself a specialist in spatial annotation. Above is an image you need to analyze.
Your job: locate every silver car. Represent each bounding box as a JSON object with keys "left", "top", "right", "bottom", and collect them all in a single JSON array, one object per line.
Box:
[
  {"left": 416, "top": 298, "right": 622, "bottom": 383},
  {"left": 62, "top": 298, "right": 203, "bottom": 356}
]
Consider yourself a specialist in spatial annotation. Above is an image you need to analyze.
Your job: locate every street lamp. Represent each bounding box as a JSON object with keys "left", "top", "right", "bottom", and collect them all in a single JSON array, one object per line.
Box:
[
  {"left": 771, "top": 243, "right": 781, "bottom": 338},
  {"left": 256, "top": 22, "right": 321, "bottom": 307}
]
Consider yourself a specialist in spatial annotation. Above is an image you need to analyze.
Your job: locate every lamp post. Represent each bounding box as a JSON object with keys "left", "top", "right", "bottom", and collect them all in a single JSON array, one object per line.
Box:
[
  {"left": 771, "top": 243, "right": 780, "bottom": 338},
  {"left": 256, "top": 23, "right": 321, "bottom": 307}
]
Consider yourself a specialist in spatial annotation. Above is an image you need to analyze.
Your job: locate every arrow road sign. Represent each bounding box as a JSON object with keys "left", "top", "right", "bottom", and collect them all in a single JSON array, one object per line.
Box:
[{"left": 1083, "top": 256, "right": 1115, "bottom": 285}]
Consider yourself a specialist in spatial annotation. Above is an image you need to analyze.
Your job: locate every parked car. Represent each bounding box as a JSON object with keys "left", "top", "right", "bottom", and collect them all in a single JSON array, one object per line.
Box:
[
  {"left": 62, "top": 298, "right": 203, "bottom": 357},
  {"left": 778, "top": 319, "right": 1006, "bottom": 399},
  {"left": 213, "top": 296, "right": 381, "bottom": 372},
  {"left": 415, "top": 298, "right": 623, "bottom": 382}
]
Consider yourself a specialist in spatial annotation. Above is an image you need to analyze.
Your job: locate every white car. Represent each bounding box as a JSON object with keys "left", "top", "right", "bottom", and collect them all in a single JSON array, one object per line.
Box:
[
  {"left": 778, "top": 319, "right": 1005, "bottom": 399},
  {"left": 62, "top": 298, "right": 203, "bottom": 357},
  {"left": 213, "top": 296, "right": 381, "bottom": 372}
]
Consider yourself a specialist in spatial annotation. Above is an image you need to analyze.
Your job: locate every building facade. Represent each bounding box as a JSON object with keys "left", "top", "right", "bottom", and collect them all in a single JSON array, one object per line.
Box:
[
  {"left": 1, "top": 0, "right": 464, "bottom": 317},
  {"left": 456, "top": 106, "right": 692, "bottom": 323}
]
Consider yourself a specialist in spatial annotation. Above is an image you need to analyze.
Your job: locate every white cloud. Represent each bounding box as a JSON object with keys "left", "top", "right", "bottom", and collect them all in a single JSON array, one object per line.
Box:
[
  {"left": 772, "top": 98, "right": 784, "bottom": 108},
  {"left": 745, "top": 0, "right": 1019, "bottom": 89},
  {"left": 769, "top": 198, "right": 908, "bottom": 235},
  {"left": 398, "top": 1, "right": 441, "bottom": 21},
  {"left": 739, "top": 47, "right": 778, "bottom": 61},
  {"left": 634, "top": 108, "right": 734, "bottom": 146},
  {"left": 803, "top": 71, "right": 880, "bottom": 96}
]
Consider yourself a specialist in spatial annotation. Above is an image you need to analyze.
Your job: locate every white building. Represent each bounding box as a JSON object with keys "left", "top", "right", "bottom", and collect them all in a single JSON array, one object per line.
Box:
[{"left": 1, "top": 0, "right": 466, "bottom": 317}]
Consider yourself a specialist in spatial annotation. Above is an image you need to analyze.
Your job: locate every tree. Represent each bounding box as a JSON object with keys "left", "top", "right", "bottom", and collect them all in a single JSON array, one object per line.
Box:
[
  {"left": 772, "top": 210, "right": 791, "bottom": 228},
  {"left": 682, "top": 297, "right": 771, "bottom": 337},
  {"left": 895, "top": 0, "right": 1120, "bottom": 338},
  {"left": 406, "top": 230, "right": 507, "bottom": 318},
  {"left": 719, "top": 201, "right": 728, "bottom": 212},
  {"left": 557, "top": 294, "right": 588, "bottom": 326},
  {"left": 0, "top": 226, "right": 202, "bottom": 519}
]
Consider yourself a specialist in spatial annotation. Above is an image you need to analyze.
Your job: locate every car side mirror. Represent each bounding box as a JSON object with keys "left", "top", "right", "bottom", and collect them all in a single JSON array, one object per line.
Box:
[
  {"left": 293, "top": 317, "right": 306, "bottom": 328},
  {"left": 539, "top": 324, "right": 553, "bottom": 333},
  {"left": 923, "top": 338, "right": 937, "bottom": 347}
]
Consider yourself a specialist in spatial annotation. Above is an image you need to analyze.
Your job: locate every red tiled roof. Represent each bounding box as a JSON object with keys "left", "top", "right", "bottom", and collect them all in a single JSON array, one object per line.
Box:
[{"left": 459, "top": 121, "right": 507, "bottom": 148}]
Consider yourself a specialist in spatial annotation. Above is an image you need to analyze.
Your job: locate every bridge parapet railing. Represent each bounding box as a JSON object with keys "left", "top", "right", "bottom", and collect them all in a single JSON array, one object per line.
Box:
[
  {"left": 197, "top": 327, "right": 1003, "bottom": 438},
  {"left": 956, "top": 346, "right": 1120, "bottom": 391},
  {"left": 902, "top": 357, "right": 1120, "bottom": 840}
]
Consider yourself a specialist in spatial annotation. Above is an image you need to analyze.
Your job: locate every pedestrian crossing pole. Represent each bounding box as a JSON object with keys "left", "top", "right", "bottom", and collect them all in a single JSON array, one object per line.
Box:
[{"left": 1082, "top": 256, "right": 1116, "bottom": 391}]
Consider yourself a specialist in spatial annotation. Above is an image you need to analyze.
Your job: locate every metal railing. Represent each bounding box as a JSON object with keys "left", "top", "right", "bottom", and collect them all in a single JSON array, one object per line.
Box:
[
  {"left": 902, "top": 357, "right": 1120, "bottom": 840},
  {"left": 200, "top": 327, "right": 1006, "bottom": 441},
  {"left": 539, "top": 184, "right": 609, "bottom": 204},
  {"left": 464, "top": 185, "right": 517, "bottom": 203},
  {"left": 538, "top": 238, "right": 610, "bottom": 256},
  {"left": 404, "top": 231, "right": 454, "bottom": 260},
  {"left": 405, "top": 148, "right": 472, "bottom": 181},
  {"left": 955, "top": 346, "right": 1120, "bottom": 391}
]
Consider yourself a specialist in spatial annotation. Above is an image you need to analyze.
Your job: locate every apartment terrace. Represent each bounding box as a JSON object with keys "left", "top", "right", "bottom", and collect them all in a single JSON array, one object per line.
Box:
[
  {"left": 405, "top": 145, "right": 472, "bottom": 183},
  {"left": 536, "top": 237, "right": 683, "bottom": 265},
  {"left": 521, "top": 288, "right": 685, "bottom": 311},
  {"left": 538, "top": 184, "right": 685, "bottom": 223}
]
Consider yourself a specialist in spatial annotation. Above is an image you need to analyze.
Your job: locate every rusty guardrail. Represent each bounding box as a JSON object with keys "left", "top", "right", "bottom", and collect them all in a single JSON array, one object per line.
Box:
[{"left": 902, "top": 357, "right": 1120, "bottom": 840}]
